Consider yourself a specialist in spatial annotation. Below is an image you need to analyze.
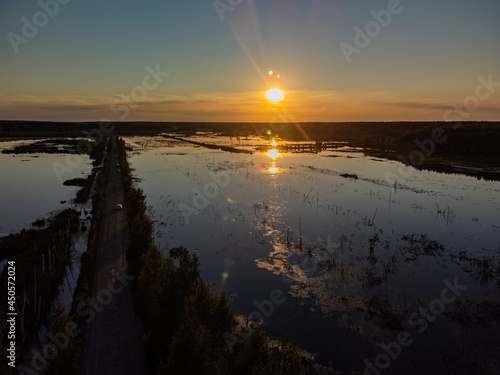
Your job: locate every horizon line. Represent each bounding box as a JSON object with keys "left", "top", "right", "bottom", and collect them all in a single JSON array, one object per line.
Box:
[{"left": 1, "top": 120, "right": 499, "bottom": 124}]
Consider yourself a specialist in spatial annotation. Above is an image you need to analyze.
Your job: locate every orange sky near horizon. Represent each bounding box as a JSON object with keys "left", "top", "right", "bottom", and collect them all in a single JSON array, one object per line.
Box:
[
  {"left": 1, "top": 87, "right": 499, "bottom": 123},
  {"left": 1, "top": 1, "right": 499, "bottom": 123}
]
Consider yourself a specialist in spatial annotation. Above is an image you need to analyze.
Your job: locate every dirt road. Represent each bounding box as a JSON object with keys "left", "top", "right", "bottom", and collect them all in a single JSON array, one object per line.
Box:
[{"left": 81, "top": 138, "right": 148, "bottom": 375}]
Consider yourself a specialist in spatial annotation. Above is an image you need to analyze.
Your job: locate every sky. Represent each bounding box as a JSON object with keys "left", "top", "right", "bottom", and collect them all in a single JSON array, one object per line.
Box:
[{"left": 0, "top": 0, "right": 499, "bottom": 122}]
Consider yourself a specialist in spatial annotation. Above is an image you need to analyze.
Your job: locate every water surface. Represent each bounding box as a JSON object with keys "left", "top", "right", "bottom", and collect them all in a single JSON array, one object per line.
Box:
[{"left": 126, "top": 135, "right": 500, "bottom": 373}]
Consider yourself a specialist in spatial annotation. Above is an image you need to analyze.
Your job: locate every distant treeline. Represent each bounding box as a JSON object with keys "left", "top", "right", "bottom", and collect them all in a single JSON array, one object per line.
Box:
[{"left": 1, "top": 120, "right": 499, "bottom": 156}]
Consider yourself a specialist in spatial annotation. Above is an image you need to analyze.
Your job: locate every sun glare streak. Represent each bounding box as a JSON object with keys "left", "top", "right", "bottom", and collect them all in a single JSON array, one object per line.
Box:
[
  {"left": 271, "top": 140, "right": 277, "bottom": 146},
  {"left": 269, "top": 166, "right": 278, "bottom": 173},
  {"left": 231, "top": 31, "right": 268, "bottom": 84}
]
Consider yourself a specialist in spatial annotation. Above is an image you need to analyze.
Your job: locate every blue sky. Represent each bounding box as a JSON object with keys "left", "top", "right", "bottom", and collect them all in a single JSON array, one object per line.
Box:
[{"left": 1, "top": 0, "right": 499, "bottom": 121}]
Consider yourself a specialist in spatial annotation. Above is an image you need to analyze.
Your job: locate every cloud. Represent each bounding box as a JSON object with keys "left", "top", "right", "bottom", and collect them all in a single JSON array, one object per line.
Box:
[
  {"left": 0, "top": 90, "right": 499, "bottom": 122},
  {"left": 0, "top": 91, "right": 282, "bottom": 121},
  {"left": 387, "top": 100, "right": 500, "bottom": 112}
]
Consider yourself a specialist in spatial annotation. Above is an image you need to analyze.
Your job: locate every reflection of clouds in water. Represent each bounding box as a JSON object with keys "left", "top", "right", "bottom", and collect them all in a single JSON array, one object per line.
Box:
[
  {"left": 253, "top": 228, "right": 404, "bottom": 322},
  {"left": 253, "top": 237, "right": 410, "bottom": 342},
  {"left": 128, "top": 136, "right": 500, "bottom": 362},
  {"left": 246, "top": 178, "right": 380, "bottom": 316},
  {"left": 255, "top": 242, "right": 357, "bottom": 314}
]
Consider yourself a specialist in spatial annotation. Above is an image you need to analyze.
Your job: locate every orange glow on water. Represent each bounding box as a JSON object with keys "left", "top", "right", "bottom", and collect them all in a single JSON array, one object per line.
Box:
[{"left": 266, "top": 149, "right": 281, "bottom": 160}]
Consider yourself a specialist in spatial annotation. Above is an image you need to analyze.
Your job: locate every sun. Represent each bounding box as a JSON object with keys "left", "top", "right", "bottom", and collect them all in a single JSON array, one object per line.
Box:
[{"left": 265, "top": 88, "right": 285, "bottom": 103}]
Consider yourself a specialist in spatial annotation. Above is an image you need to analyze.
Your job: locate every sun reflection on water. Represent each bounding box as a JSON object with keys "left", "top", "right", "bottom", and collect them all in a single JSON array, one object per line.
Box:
[{"left": 266, "top": 149, "right": 281, "bottom": 160}]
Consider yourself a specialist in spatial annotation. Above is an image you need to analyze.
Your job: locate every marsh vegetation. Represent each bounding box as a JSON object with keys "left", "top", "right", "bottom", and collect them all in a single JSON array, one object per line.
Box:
[
  {"left": 125, "top": 133, "right": 500, "bottom": 374},
  {"left": 0, "top": 124, "right": 498, "bottom": 374}
]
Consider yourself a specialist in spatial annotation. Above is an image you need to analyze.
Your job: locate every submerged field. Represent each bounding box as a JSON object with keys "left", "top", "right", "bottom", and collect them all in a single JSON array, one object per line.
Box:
[
  {"left": 0, "top": 139, "right": 92, "bottom": 235},
  {"left": 0, "top": 131, "right": 499, "bottom": 374},
  {"left": 125, "top": 134, "right": 500, "bottom": 374},
  {"left": 0, "top": 138, "right": 97, "bottom": 370}
]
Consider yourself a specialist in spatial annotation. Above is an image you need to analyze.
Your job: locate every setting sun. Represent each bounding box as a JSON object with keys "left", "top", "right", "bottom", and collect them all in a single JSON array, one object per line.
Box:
[{"left": 265, "top": 88, "right": 285, "bottom": 103}]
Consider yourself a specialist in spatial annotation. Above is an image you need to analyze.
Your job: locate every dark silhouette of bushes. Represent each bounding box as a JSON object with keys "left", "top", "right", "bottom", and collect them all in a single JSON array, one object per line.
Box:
[
  {"left": 116, "top": 138, "right": 321, "bottom": 374},
  {"left": 0, "top": 208, "right": 79, "bottom": 369},
  {"left": 63, "top": 177, "right": 88, "bottom": 186},
  {"left": 64, "top": 175, "right": 95, "bottom": 203},
  {"left": 40, "top": 136, "right": 111, "bottom": 374}
]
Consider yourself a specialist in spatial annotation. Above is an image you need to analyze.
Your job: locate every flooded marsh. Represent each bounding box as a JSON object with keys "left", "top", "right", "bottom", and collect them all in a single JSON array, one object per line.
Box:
[{"left": 124, "top": 135, "right": 500, "bottom": 374}]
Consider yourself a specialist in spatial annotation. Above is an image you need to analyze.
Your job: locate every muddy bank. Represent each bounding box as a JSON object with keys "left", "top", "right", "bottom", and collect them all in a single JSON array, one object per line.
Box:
[
  {"left": 2, "top": 139, "right": 84, "bottom": 154},
  {"left": 164, "top": 135, "right": 253, "bottom": 154}
]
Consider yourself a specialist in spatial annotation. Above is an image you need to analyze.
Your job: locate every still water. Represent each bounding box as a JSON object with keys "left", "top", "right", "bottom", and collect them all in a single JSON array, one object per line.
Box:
[
  {"left": 1, "top": 135, "right": 497, "bottom": 372},
  {"left": 0, "top": 139, "right": 92, "bottom": 235},
  {"left": 0, "top": 138, "right": 95, "bottom": 362},
  {"left": 0, "top": 139, "right": 93, "bottom": 309},
  {"left": 125, "top": 135, "right": 499, "bottom": 373}
]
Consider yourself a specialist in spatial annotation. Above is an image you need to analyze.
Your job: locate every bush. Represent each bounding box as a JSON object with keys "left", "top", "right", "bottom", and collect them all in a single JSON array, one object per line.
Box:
[{"left": 116, "top": 137, "right": 320, "bottom": 374}]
